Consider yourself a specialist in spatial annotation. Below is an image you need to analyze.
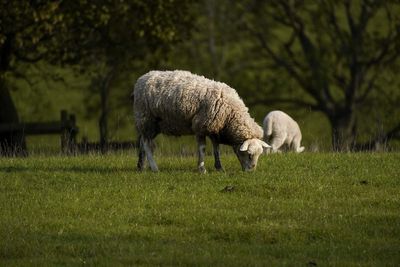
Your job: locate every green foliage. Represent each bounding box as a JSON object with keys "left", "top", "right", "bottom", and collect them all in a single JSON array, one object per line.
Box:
[
  {"left": 1, "top": 153, "right": 399, "bottom": 265},
  {"left": 1, "top": 0, "right": 195, "bottom": 151},
  {"left": 237, "top": 0, "right": 400, "bottom": 148},
  {"left": 0, "top": 0, "right": 194, "bottom": 66},
  {"left": 0, "top": 1, "right": 64, "bottom": 55},
  {"left": 2, "top": 0, "right": 399, "bottom": 151}
]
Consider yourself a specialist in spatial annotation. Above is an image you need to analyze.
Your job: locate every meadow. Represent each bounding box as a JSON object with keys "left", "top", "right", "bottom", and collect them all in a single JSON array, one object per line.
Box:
[{"left": 0, "top": 152, "right": 399, "bottom": 266}]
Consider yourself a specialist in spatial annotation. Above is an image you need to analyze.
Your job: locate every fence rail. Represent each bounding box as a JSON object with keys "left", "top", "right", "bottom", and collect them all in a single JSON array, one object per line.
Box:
[
  {"left": 0, "top": 110, "right": 78, "bottom": 154},
  {"left": 0, "top": 110, "right": 140, "bottom": 155},
  {"left": 0, "top": 121, "right": 67, "bottom": 135}
]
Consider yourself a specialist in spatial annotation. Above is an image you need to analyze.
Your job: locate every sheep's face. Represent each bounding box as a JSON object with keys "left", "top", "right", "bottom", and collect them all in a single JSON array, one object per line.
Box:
[{"left": 234, "top": 139, "right": 271, "bottom": 171}]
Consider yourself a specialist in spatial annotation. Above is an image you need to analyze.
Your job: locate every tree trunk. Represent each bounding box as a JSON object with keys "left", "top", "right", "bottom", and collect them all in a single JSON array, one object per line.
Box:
[
  {"left": 98, "top": 66, "right": 115, "bottom": 154},
  {"left": 330, "top": 112, "right": 357, "bottom": 152},
  {"left": 0, "top": 80, "right": 27, "bottom": 156},
  {"left": 99, "top": 79, "right": 108, "bottom": 154},
  {"left": 206, "top": 0, "right": 220, "bottom": 79}
]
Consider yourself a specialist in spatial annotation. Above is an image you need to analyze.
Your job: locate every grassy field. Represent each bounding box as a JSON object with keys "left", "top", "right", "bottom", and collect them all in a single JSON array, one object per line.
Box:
[{"left": 0, "top": 152, "right": 399, "bottom": 266}]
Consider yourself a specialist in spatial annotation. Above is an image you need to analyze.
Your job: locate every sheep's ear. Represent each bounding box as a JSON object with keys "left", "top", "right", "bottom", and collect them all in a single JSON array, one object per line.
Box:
[
  {"left": 260, "top": 140, "right": 271, "bottom": 148},
  {"left": 240, "top": 140, "right": 250, "bottom": 151}
]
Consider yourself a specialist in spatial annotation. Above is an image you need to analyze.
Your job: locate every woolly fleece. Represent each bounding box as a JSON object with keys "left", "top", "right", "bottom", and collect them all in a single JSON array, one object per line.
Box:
[
  {"left": 263, "top": 110, "right": 304, "bottom": 152},
  {"left": 133, "top": 70, "right": 263, "bottom": 145}
]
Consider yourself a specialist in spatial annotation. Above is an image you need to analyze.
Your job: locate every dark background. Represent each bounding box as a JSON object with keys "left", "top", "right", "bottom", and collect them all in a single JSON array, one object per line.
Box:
[{"left": 1, "top": 0, "right": 399, "bottom": 155}]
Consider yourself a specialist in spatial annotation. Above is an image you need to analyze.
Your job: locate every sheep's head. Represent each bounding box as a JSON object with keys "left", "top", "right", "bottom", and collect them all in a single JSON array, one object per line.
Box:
[{"left": 234, "top": 139, "right": 271, "bottom": 171}]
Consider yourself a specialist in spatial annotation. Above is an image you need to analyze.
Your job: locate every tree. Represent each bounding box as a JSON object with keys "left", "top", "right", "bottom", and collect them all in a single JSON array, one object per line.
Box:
[
  {"left": 75, "top": 0, "right": 193, "bottom": 152},
  {"left": 241, "top": 0, "right": 400, "bottom": 151},
  {"left": 0, "top": 1, "right": 64, "bottom": 155},
  {"left": 0, "top": 0, "right": 193, "bottom": 155}
]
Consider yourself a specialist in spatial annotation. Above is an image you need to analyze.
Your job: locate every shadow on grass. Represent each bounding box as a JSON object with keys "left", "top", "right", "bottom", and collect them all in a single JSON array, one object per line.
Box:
[
  {"left": 0, "top": 165, "right": 137, "bottom": 174},
  {"left": 0, "top": 165, "right": 218, "bottom": 174},
  {"left": 0, "top": 165, "right": 251, "bottom": 178}
]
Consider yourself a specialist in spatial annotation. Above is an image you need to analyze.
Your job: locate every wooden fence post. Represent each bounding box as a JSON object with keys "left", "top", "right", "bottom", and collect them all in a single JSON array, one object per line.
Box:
[
  {"left": 68, "top": 114, "right": 77, "bottom": 154},
  {"left": 61, "top": 110, "right": 79, "bottom": 155},
  {"left": 1, "top": 109, "right": 79, "bottom": 155},
  {"left": 61, "top": 110, "right": 68, "bottom": 154}
]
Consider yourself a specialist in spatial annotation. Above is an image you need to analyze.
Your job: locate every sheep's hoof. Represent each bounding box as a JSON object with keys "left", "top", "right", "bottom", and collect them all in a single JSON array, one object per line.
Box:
[
  {"left": 198, "top": 166, "right": 207, "bottom": 174},
  {"left": 150, "top": 167, "right": 159, "bottom": 172},
  {"left": 216, "top": 167, "right": 225, "bottom": 172},
  {"left": 137, "top": 166, "right": 144, "bottom": 172}
]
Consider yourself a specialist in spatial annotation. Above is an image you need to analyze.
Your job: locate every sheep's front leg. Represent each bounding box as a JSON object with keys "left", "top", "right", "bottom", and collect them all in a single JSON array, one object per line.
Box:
[
  {"left": 196, "top": 135, "right": 207, "bottom": 173},
  {"left": 271, "top": 133, "right": 286, "bottom": 153},
  {"left": 143, "top": 138, "right": 159, "bottom": 172},
  {"left": 211, "top": 139, "right": 224, "bottom": 171}
]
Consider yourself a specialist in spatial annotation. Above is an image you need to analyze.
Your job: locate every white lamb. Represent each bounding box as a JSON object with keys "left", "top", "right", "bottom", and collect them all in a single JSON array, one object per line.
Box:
[
  {"left": 262, "top": 110, "right": 305, "bottom": 153},
  {"left": 132, "top": 70, "right": 271, "bottom": 173}
]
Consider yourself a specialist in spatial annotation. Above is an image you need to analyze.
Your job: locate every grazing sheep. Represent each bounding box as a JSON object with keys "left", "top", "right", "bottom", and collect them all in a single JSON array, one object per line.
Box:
[
  {"left": 132, "top": 70, "right": 270, "bottom": 173},
  {"left": 263, "top": 110, "right": 305, "bottom": 153}
]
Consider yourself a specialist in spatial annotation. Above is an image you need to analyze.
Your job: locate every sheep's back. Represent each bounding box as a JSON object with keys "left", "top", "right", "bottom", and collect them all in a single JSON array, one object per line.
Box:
[
  {"left": 266, "top": 111, "right": 301, "bottom": 137},
  {"left": 134, "top": 70, "right": 241, "bottom": 135}
]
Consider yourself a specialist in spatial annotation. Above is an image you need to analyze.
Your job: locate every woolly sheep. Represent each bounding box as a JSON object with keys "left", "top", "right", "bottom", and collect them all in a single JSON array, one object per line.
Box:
[
  {"left": 132, "top": 70, "right": 271, "bottom": 173},
  {"left": 263, "top": 110, "right": 305, "bottom": 153}
]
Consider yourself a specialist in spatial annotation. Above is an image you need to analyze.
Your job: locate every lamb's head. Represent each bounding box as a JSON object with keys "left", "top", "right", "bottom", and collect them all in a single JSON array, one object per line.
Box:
[{"left": 234, "top": 139, "right": 271, "bottom": 171}]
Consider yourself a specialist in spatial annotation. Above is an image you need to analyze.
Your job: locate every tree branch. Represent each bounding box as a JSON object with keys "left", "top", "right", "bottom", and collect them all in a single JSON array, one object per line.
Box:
[
  {"left": 14, "top": 50, "right": 44, "bottom": 63},
  {"left": 386, "top": 123, "right": 400, "bottom": 140},
  {"left": 245, "top": 26, "right": 306, "bottom": 88},
  {"left": 282, "top": 3, "right": 337, "bottom": 110},
  {"left": 364, "top": 33, "right": 400, "bottom": 71},
  {"left": 246, "top": 97, "right": 322, "bottom": 111},
  {"left": 323, "top": 0, "right": 345, "bottom": 43},
  {"left": 282, "top": 30, "right": 306, "bottom": 71},
  {"left": 356, "top": 69, "right": 380, "bottom": 103},
  {"left": 344, "top": 0, "right": 356, "bottom": 36}
]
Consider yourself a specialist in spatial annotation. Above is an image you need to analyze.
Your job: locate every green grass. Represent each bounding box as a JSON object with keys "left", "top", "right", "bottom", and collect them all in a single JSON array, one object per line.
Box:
[{"left": 0, "top": 153, "right": 399, "bottom": 266}]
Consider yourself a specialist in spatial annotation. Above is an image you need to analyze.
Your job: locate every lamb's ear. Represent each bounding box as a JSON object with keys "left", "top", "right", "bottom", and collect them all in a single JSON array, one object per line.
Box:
[
  {"left": 240, "top": 140, "right": 250, "bottom": 151},
  {"left": 260, "top": 140, "right": 271, "bottom": 148}
]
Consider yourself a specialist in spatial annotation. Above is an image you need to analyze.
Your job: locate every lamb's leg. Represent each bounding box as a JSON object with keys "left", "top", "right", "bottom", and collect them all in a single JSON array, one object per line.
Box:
[
  {"left": 143, "top": 137, "right": 158, "bottom": 172},
  {"left": 196, "top": 135, "right": 207, "bottom": 174},
  {"left": 297, "top": 146, "right": 305, "bottom": 153},
  {"left": 270, "top": 134, "right": 286, "bottom": 153},
  {"left": 211, "top": 138, "right": 224, "bottom": 171},
  {"left": 137, "top": 136, "right": 146, "bottom": 171},
  {"left": 263, "top": 135, "right": 273, "bottom": 154}
]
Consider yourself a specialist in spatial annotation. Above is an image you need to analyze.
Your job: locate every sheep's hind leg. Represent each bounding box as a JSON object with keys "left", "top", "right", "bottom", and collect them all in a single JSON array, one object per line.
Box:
[
  {"left": 196, "top": 135, "right": 207, "bottom": 174},
  {"left": 137, "top": 136, "right": 146, "bottom": 171},
  {"left": 211, "top": 138, "right": 224, "bottom": 171},
  {"left": 143, "top": 138, "right": 159, "bottom": 172}
]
